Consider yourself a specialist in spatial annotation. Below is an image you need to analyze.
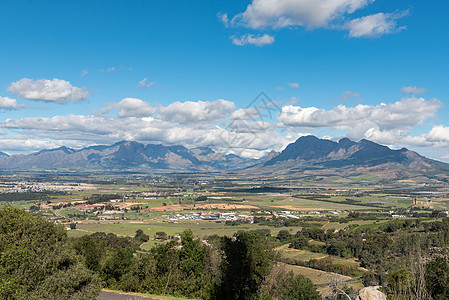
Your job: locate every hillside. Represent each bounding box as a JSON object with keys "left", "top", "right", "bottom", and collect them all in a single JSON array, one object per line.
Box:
[{"left": 256, "top": 135, "right": 449, "bottom": 180}]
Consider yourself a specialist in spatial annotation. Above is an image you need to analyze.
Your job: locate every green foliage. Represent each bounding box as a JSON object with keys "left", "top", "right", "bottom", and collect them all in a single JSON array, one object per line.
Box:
[
  {"left": 426, "top": 257, "right": 449, "bottom": 299},
  {"left": 276, "top": 230, "right": 292, "bottom": 242},
  {"left": 155, "top": 231, "right": 168, "bottom": 240},
  {"left": 134, "top": 228, "right": 149, "bottom": 243},
  {"left": 100, "top": 247, "right": 135, "bottom": 287},
  {"left": 274, "top": 271, "right": 321, "bottom": 300},
  {"left": 0, "top": 206, "right": 101, "bottom": 299},
  {"left": 214, "top": 231, "right": 274, "bottom": 299}
]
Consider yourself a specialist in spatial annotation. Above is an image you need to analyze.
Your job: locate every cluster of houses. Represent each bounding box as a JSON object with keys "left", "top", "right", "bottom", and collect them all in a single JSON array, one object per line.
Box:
[{"left": 165, "top": 212, "right": 253, "bottom": 222}]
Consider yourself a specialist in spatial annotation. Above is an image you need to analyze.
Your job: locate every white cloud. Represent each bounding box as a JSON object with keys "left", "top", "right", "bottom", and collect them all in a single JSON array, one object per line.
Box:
[
  {"left": 0, "top": 137, "right": 60, "bottom": 153},
  {"left": 279, "top": 97, "right": 443, "bottom": 131},
  {"left": 402, "top": 86, "right": 427, "bottom": 94},
  {"left": 362, "top": 125, "right": 449, "bottom": 150},
  {"left": 422, "top": 126, "right": 449, "bottom": 145},
  {"left": 0, "top": 97, "right": 27, "bottom": 110},
  {"left": 226, "top": 0, "right": 407, "bottom": 40},
  {"left": 100, "top": 98, "right": 156, "bottom": 118},
  {"left": 231, "top": 34, "right": 275, "bottom": 46},
  {"left": 346, "top": 11, "right": 407, "bottom": 37},
  {"left": 159, "top": 99, "right": 236, "bottom": 123},
  {"left": 218, "top": 12, "right": 229, "bottom": 27},
  {"left": 137, "top": 77, "right": 156, "bottom": 89},
  {"left": 338, "top": 91, "right": 360, "bottom": 103},
  {"left": 288, "top": 82, "right": 299, "bottom": 88},
  {"left": 232, "top": 0, "right": 373, "bottom": 29},
  {"left": 231, "top": 107, "right": 261, "bottom": 120},
  {"left": 7, "top": 78, "right": 89, "bottom": 104}
]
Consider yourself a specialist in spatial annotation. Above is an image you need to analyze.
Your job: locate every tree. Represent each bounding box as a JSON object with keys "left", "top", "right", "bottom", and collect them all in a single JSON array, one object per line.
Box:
[
  {"left": 426, "top": 257, "right": 449, "bottom": 299},
  {"left": 100, "top": 247, "right": 135, "bottom": 288},
  {"left": 276, "top": 230, "right": 292, "bottom": 242},
  {"left": 0, "top": 206, "right": 101, "bottom": 299},
  {"left": 214, "top": 231, "right": 274, "bottom": 300},
  {"left": 134, "top": 228, "right": 149, "bottom": 243},
  {"left": 155, "top": 231, "right": 168, "bottom": 240},
  {"left": 179, "top": 229, "right": 214, "bottom": 298},
  {"left": 275, "top": 271, "right": 321, "bottom": 300}
]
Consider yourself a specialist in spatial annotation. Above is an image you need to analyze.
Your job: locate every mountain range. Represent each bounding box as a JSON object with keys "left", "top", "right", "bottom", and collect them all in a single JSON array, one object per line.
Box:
[
  {"left": 253, "top": 135, "right": 449, "bottom": 180},
  {"left": 0, "top": 141, "right": 258, "bottom": 172},
  {"left": 0, "top": 136, "right": 448, "bottom": 180}
]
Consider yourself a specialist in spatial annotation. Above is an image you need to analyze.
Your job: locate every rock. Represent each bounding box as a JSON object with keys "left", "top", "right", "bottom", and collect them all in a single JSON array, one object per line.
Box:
[{"left": 356, "top": 286, "right": 387, "bottom": 300}]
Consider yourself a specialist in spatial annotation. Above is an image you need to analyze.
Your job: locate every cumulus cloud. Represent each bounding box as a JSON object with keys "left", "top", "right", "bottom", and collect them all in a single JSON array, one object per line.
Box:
[
  {"left": 225, "top": 0, "right": 407, "bottom": 40},
  {"left": 0, "top": 97, "right": 27, "bottom": 110},
  {"left": 421, "top": 126, "right": 449, "bottom": 145},
  {"left": 402, "top": 86, "right": 427, "bottom": 94},
  {"left": 100, "top": 98, "right": 156, "bottom": 118},
  {"left": 7, "top": 78, "right": 89, "bottom": 104},
  {"left": 137, "top": 77, "right": 155, "bottom": 89},
  {"left": 231, "top": 107, "right": 261, "bottom": 120},
  {"left": 232, "top": 0, "right": 373, "bottom": 29},
  {"left": 231, "top": 34, "right": 275, "bottom": 46},
  {"left": 279, "top": 97, "right": 443, "bottom": 131},
  {"left": 0, "top": 137, "right": 61, "bottom": 153},
  {"left": 159, "top": 99, "right": 236, "bottom": 123},
  {"left": 288, "top": 82, "right": 299, "bottom": 88},
  {"left": 346, "top": 11, "right": 407, "bottom": 37},
  {"left": 362, "top": 125, "right": 449, "bottom": 150}
]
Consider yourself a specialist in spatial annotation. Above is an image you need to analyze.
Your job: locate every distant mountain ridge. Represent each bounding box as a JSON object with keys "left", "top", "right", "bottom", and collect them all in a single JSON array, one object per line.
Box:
[
  {"left": 264, "top": 136, "right": 409, "bottom": 167},
  {"left": 0, "top": 141, "right": 201, "bottom": 171},
  {"left": 0, "top": 137, "right": 448, "bottom": 180},
  {"left": 259, "top": 135, "right": 449, "bottom": 178},
  {"left": 0, "top": 141, "right": 260, "bottom": 171}
]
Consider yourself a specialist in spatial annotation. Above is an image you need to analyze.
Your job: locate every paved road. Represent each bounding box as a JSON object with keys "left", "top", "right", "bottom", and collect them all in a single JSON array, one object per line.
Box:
[{"left": 97, "top": 290, "right": 158, "bottom": 300}]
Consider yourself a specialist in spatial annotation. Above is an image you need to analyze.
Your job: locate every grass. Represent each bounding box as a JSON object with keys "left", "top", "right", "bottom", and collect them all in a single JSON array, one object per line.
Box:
[
  {"left": 275, "top": 263, "right": 364, "bottom": 297},
  {"left": 276, "top": 244, "right": 360, "bottom": 268},
  {"left": 277, "top": 244, "right": 327, "bottom": 261}
]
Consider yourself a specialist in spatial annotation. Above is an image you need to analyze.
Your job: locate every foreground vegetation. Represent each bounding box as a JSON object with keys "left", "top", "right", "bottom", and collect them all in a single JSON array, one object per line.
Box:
[
  {"left": 1, "top": 207, "right": 322, "bottom": 299},
  {"left": 2, "top": 206, "right": 449, "bottom": 299},
  {"left": 2, "top": 172, "right": 449, "bottom": 299}
]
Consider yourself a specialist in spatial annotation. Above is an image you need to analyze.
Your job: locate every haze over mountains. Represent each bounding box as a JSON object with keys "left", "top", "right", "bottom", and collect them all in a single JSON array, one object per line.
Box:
[{"left": 0, "top": 136, "right": 448, "bottom": 179}]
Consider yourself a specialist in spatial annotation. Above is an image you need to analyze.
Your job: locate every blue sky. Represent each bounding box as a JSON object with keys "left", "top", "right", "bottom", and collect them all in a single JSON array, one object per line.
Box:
[{"left": 1, "top": 0, "right": 449, "bottom": 161}]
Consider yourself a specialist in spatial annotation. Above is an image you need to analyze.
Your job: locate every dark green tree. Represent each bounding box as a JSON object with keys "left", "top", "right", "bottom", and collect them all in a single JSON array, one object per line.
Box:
[
  {"left": 0, "top": 206, "right": 101, "bottom": 299},
  {"left": 275, "top": 271, "right": 321, "bottom": 300},
  {"left": 276, "top": 230, "right": 292, "bottom": 242},
  {"left": 214, "top": 231, "right": 274, "bottom": 300},
  {"left": 426, "top": 257, "right": 449, "bottom": 299},
  {"left": 134, "top": 228, "right": 150, "bottom": 243}
]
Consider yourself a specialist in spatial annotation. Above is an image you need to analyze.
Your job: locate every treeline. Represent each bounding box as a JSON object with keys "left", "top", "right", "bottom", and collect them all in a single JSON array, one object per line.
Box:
[
  {"left": 253, "top": 216, "right": 322, "bottom": 227},
  {"left": 0, "top": 190, "right": 68, "bottom": 202}
]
